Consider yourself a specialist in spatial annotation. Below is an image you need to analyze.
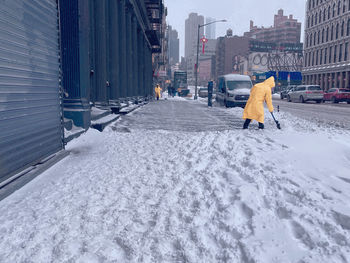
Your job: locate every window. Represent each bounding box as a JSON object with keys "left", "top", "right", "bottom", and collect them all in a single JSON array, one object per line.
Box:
[
  {"left": 311, "top": 14, "right": 314, "bottom": 26},
  {"left": 308, "top": 17, "right": 310, "bottom": 28},
  {"left": 349, "top": 0, "right": 350, "bottom": 10},
  {"left": 307, "top": 86, "right": 322, "bottom": 91},
  {"left": 324, "top": 47, "right": 328, "bottom": 64},
  {"left": 305, "top": 53, "right": 308, "bottom": 67},
  {"left": 314, "top": 32, "right": 317, "bottom": 45},
  {"left": 334, "top": 45, "right": 338, "bottom": 62},
  {"left": 309, "top": 0, "right": 312, "bottom": 9},
  {"left": 306, "top": 35, "right": 309, "bottom": 47},
  {"left": 309, "top": 51, "right": 312, "bottom": 66},
  {"left": 341, "top": 21, "right": 345, "bottom": 37},
  {"left": 328, "top": 6, "right": 331, "bottom": 19},
  {"left": 316, "top": 50, "right": 319, "bottom": 65},
  {"left": 347, "top": 19, "right": 350, "bottom": 35},
  {"left": 319, "top": 11, "right": 322, "bottom": 23},
  {"left": 327, "top": 27, "right": 329, "bottom": 41},
  {"left": 336, "top": 23, "right": 339, "bottom": 39},
  {"left": 312, "top": 51, "right": 315, "bottom": 66},
  {"left": 339, "top": 43, "right": 343, "bottom": 62},
  {"left": 338, "top": 1, "right": 341, "bottom": 15},
  {"left": 331, "top": 24, "right": 334, "bottom": 40},
  {"left": 344, "top": 0, "right": 347, "bottom": 12},
  {"left": 329, "top": 46, "right": 333, "bottom": 63},
  {"left": 318, "top": 31, "right": 320, "bottom": 44},
  {"left": 310, "top": 34, "right": 313, "bottom": 46},
  {"left": 333, "top": 3, "right": 336, "bottom": 17},
  {"left": 322, "top": 29, "right": 325, "bottom": 43},
  {"left": 345, "top": 42, "right": 348, "bottom": 60},
  {"left": 320, "top": 49, "right": 323, "bottom": 65}
]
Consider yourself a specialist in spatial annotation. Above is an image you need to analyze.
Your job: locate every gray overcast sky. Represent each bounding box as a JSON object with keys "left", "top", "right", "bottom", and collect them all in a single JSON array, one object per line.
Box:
[{"left": 164, "top": 0, "right": 306, "bottom": 57}]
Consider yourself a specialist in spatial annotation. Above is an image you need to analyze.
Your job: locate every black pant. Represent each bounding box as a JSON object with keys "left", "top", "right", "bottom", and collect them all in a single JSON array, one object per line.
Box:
[{"left": 243, "top": 119, "right": 264, "bottom": 129}]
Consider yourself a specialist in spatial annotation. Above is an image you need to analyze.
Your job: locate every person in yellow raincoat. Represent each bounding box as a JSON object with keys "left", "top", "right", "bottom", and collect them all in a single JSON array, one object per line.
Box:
[
  {"left": 242, "top": 76, "right": 275, "bottom": 129},
  {"left": 155, "top": 84, "right": 162, "bottom": 100}
]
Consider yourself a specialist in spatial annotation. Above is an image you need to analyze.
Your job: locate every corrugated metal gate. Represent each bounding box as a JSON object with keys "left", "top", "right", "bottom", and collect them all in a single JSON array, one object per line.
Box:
[{"left": 0, "top": 0, "right": 63, "bottom": 183}]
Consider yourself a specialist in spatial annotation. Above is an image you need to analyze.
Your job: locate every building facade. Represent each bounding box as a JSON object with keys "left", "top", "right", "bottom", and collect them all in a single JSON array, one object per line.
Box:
[
  {"left": 167, "top": 25, "right": 180, "bottom": 66},
  {"left": 0, "top": 0, "right": 166, "bottom": 185},
  {"left": 244, "top": 9, "right": 302, "bottom": 44},
  {"left": 214, "top": 34, "right": 251, "bottom": 80},
  {"left": 185, "top": 13, "right": 204, "bottom": 58},
  {"left": 303, "top": 0, "right": 350, "bottom": 90},
  {"left": 205, "top": 17, "right": 216, "bottom": 39},
  {"left": 187, "top": 39, "right": 217, "bottom": 84}
]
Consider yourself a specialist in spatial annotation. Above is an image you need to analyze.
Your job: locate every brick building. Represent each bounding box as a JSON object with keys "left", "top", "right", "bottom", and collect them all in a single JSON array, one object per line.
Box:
[
  {"left": 244, "top": 9, "right": 302, "bottom": 44},
  {"left": 303, "top": 0, "right": 350, "bottom": 90},
  {"left": 214, "top": 32, "right": 250, "bottom": 80}
]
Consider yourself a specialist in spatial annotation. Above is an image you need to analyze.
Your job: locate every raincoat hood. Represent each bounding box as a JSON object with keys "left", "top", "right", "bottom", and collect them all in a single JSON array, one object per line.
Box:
[{"left": 264, "top": 77, "right": 275, "bottom": 89}]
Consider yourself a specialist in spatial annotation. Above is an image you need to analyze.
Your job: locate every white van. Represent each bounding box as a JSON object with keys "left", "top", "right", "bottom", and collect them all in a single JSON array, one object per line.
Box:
[{"left": 216, "top": 74, "right": 253, "bottom": 107}]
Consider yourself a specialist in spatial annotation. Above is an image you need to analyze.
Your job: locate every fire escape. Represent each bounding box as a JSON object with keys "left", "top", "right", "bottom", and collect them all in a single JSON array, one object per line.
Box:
[{"left": 144, "top": 0, "right": 163, "bottom": 54}]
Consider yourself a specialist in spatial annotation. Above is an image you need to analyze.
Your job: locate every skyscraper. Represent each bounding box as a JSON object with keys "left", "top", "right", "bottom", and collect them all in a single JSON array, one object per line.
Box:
[
  {"left": 205, "top": 17, "right": 216, "bottom": 39},
  {"left": 167, "top": 25, "right": 180, "bottom": 66},
  {"left": 185, "top": 13, "right": 204, "bottom": 58}
]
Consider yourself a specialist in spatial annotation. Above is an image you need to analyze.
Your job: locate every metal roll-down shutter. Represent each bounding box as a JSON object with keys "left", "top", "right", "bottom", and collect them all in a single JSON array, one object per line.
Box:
[{"left": 0, "top": 0, "right": 63, "bottom": 183}]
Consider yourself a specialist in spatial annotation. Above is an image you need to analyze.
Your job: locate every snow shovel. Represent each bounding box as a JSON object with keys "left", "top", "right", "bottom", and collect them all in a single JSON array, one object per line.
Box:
[{"left": 270, "top": 112, "right": 281, "bottom": 129}]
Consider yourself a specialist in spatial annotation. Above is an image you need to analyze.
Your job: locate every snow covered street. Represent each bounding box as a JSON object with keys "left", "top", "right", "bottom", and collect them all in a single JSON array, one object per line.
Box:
[{"left": 1, "top": 98, "right": 350, "bottom": 262}]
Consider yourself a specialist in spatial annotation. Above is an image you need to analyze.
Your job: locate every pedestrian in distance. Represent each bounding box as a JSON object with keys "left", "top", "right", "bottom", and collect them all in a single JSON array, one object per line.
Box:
[
  {"left": 242, "top": 76, "right": 275, "bottom": 129},
  {"left": 155, "top": 84, "right": 162, "bottom": 100}
]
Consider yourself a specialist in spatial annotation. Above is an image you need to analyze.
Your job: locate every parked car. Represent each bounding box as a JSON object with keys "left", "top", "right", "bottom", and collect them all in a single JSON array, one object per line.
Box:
[
  {"left": 323, "top": 88, "right": 350, "bottom": 103},
  {"left": 198, "top": 87, "right": 208, "bottom": 98},
  {"left": 287, "top": 85, "right": 323, "bottom": 103},
  {"left": 280, "top": 85, "right": 296, "bottom": 99},
  {"left": 216, "top": 74, "right": 252, "bottom": 107}
]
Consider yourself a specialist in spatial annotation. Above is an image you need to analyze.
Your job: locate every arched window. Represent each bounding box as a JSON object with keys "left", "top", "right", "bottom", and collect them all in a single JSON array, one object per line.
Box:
[
  {"left": 318, "top": 31, "right": 320, "bottom": 44},
  {"left": 313, "top": 0, "right": 315, "bottom": 8},
  {"left": 326, "top": 27, "right": 329, "bottom": 41},
  {"left": 322, "top": 28, "right": 325, "bottom": 43},
  {"left": 341, "top": 20, "right": 345, "bottom": 36},
  {"left": 309, "top": 0, "right": 312, "bottom": 9},
  {"left": 347, "top": 18, "right": 350, "bottom": 35},
  {"left": 338, "top": 1, "right": 341, "bottom": 15},
  {"left": 328, "top": 6, "right": 331, "bottom": 19},
  {"left": 323, "top": 9, "right": 326, "bottom": 21},
  {"left": 306, "top": 35, "right": 309, "bottom": 48},
  {"left": 336, "top": 23, "right": 339, "bottom": 39},
  {"left": 311, "top": 14, "right": 314, "bottom": 26},
  {"left": 333, "top": 3, "right": 336, "bottom": 17}
]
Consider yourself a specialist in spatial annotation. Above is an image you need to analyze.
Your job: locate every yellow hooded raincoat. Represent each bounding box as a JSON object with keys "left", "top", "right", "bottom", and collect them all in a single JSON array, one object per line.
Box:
[
  {"left": 155, "top": 85, "right": 161, "bottom": 98},
  {"left": 243, "top": 76, "right": 275, "bottom": 123}
]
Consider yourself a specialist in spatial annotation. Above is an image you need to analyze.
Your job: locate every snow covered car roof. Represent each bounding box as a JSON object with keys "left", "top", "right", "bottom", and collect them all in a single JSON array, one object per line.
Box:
[{"left": 220, "top": 74, "right": 251, "bottom": 82}]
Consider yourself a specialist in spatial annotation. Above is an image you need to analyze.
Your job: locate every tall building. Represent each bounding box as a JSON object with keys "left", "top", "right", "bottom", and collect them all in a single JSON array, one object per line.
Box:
[
  {"left": 206, "top": 17, "right": 216, "bottom": 39},
  {"left": 187, "top": 39, "right": 217, "bottom": 84},
  {"left": 185, "top": 13, "right": 204, "bottom": 58},
  {"left": 303, "top": 0, "right": 350, "bottom": 90},
  {"left": 244, "top": 9, "right": 302, "bottom": 44},
  {"left": 167, "top": 25, "right": 180, "bottom": 66}
]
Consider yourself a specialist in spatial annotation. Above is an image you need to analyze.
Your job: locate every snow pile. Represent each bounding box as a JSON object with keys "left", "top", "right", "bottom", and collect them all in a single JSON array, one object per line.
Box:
[{"left": 0, "top": 101, "right": 350, "bottom": 262}]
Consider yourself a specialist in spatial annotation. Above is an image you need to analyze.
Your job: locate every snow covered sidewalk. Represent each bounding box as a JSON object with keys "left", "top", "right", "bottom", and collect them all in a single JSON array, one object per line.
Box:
[{"left": 0, "top": 100, "right": 350, "bottom": 262}]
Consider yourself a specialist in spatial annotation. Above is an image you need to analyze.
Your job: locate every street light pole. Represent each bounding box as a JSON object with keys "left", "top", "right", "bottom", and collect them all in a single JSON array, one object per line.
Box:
[
  {"left": 194, "top": 19, "right": 227, "bottom": 100},
  {"left": 194, "top": 24, "right": 200, "bottom": 100}
]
